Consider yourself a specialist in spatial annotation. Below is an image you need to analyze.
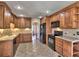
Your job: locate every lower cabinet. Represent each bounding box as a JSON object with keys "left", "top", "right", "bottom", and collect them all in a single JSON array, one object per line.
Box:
[
  {"left": 55, "top": 37, "right": 73, "bottom": 57},
  {"left": 63, "top": 40, "right": 72, "bottom": 57},
  {"left": 16, "top": 33, "right": 32, "bottom": 44},
  {"left": 55, "top": 38, "right": 63, "bottom": 55},
  {"left": 0, "top": 40, "right": 13, "bottom": 57}
]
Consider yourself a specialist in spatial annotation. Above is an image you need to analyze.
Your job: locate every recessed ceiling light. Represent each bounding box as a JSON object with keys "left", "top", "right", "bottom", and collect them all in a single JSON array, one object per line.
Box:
[
  {"left": 38, "top": 16, "right": 42, "bottom": 19},
  {"left": 46, "top": 10, "right": 50, "bottom": 14},
  {"left": 16, "top": 5, "right": 23, "bottom": 10},
  {"left": 19, "top": 14, "right": 24, "bottom": 17}
]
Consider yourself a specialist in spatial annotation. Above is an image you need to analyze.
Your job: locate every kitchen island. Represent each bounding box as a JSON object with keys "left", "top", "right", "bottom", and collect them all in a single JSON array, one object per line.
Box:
[{"left": 55, "top": 36, "right": 79, "bottom": 57}]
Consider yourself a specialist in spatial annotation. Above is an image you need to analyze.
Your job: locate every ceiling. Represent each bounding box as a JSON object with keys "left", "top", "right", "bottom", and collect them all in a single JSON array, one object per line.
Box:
[{"left": 5, "top": 1, "right": 76, "bottom": 18}]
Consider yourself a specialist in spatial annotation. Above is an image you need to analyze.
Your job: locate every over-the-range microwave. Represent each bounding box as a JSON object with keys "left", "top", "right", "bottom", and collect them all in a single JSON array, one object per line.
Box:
[{"left": 51, "top": 21, "right": 60, "bottom": 28}]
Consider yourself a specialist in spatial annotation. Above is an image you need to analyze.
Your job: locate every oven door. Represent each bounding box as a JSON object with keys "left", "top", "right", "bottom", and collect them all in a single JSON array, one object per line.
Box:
[{"left": 48, "top": 37, "right": 55, "bottom": 50}]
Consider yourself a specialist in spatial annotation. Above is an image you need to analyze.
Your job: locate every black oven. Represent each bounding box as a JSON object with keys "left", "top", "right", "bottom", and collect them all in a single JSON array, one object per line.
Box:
[
  {"left": 48, "top": 35, "right": 55, "bottom": 50},
  {"left": 48, "top": 31, "right": 63, "bottom": 51}
]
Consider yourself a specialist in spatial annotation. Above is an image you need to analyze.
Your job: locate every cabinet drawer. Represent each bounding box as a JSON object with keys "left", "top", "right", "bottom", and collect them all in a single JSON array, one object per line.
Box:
[
  {"left": 55, "top": 46, "right": 63, "bottom": 55},
  {"left": 55, "top": 38, "right": 62, "bottom": 43},
  {"left": 55, "top": 38, "right": 63, "bottom": 47}
]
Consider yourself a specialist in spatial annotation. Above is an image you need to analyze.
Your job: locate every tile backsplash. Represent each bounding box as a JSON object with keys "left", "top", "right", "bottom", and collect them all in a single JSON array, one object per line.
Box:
[{"left": 63, "top": 29, "right": 79, "bottom": 38}]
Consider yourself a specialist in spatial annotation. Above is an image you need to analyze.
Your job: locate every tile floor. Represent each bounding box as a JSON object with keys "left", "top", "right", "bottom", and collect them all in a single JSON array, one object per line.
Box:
[{"left": 15, "top": 35, "right": 61, "bottom": 57}]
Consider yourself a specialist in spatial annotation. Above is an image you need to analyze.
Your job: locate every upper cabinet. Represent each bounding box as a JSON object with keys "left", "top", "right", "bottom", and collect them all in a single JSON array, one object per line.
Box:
[
  {"left": 0, "top": 5, "right": 4, "bottom": 28},
  {"left": 14, "top": 17, "right": 31, "bottom": 28},
  {"left": 4, "top": 6, "right": 13, "bottom": 28},
  {"left": 50, "top": 6, "right": 79, "bottom": 29},
  {"left": 0, "top": 2, "right": 31, "bottom": 29},
  {"left": 50, "top": 14, "right": 60, "bottom": 22},
  {"left": 0, "top": 2, "right": 14, "bottom": 29}
]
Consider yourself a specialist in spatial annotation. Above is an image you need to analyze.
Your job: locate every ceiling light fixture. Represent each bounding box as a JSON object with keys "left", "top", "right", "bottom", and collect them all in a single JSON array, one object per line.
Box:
[
  {"left": 17, "top": 5, "right": 23, "bottom": 10},
  {"left": 19, "top": 14, "right": 24, "bottom": 17},
  {"left": 38, "top": 16, "right": 42, "bottom": 19},
  {"left": 46, "top": 10, "right": 50, "bottom": 14}
]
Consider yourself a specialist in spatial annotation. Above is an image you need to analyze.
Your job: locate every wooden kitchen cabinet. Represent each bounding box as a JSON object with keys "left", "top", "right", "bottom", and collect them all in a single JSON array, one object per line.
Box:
[
  {"left": 59, "top": 12, "right": 66, "bottom": 28},
  {"left": 63, "top": 40, "right": 72, "bottom": 57},
  {"left": 4, "top": 6, "right": 13, "bottom": 28},
  {"left": 14, "top": 17, "right": 31, "bottom": 28},
  {"left": 0, "top": 5, "right": 4, "bottom": 28},
  {"left": 25, "top": 18, "right": 31, "bottom": 28},
  {"left": 13, "top": 16, "right": 18, "bottom": 28},
  {"left": 73, "top": 42, "right": 79, "bottom": 57},
  {"left": 15, "top": 34, "right": 32, "bottom": 44},
  {"left": 22, "top": 34, "right": 32, "bottom": 42},
  {"left": 55, "top": 37, "right": 63, "bottom": 55},
  {"left": 50, "top": 14, "right": 60, "bottom": 22},
  {"left": 65, "top": 9, "right": 72, "bottom": 28},
  {"left": 0, "top": 40, "right": 13, "bottom": 57},
  {"left": 55, "top": 37, "right": 73, "bottom": 57}
]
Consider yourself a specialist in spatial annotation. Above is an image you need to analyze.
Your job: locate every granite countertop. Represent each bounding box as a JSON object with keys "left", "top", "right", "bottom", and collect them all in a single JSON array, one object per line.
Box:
[
  {"left": 56, "top": 36, "right": 79, "bottom": 43},
  {"left": 0, "top": 30, "right": 32, "bottom": 42},
  {"left": 0, "top": 34, "right": 19, "bottom": 42}
]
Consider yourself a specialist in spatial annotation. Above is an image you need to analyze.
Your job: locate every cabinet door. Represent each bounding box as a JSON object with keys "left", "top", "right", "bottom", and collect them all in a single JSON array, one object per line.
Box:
[
  {"left": 2, "top": 41, "right": 13, "bottom": 57},
  {"left": 25, "top": 19, "right": 31, "bottom": 28},
  {"left": 59, "top": 12, "right": 65, "bottom": 28},
  {"left": 4, "top": 7, "right": 12, "bottom": 28},
  {"left": 70, "top": 7, "right": 77, "bottom": 28},
  {"left": 65, "top": 9, "right": 72, "bottom": 28},
  {"left": 63, "top": 40, "right": 72, "bottom": 57},
  {"left": 0, "top": 5, "right": 4, "bottom": 28},
  {"left": 55, "top": 37, "right": 63, "bottom": 55},
  {"left": 14, "top": 17, "right": 19, "bottom": 28},
  {"left": 22, "top": 34, "right": 32, "bottom": 42}
]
